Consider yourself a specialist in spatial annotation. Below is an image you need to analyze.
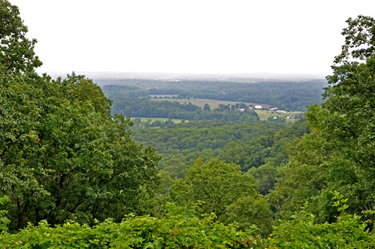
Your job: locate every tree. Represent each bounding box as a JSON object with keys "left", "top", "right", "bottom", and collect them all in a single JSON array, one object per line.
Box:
[
  {"left": 168, "top": 159, "right": 272, "bottom": 236},
  {"left": 268, "top": 194, "right": 375, "bottom": 248},
  {"left": 268, "top": 129, "right": 331, "bottom": 221},
  {"left": 0, "top": 1, "right": 161, "bottom": 231},
  {"left": 203, "top": 103, "right": 211, "bottom": 112},
  {"left": 271, "top": 15, "right": 375, "bottom": 222},
  {"left": 309, "top": 15, "right": 375, "bottom": 217},
  {"left": 1, "top": 73, "right": 161, "bottom": 230},
  {"left": 0, "top": 0, "right": 42, "bottom": 74},
  {"left": 0, "top": 195, "right": 9, "bottom": 232}
]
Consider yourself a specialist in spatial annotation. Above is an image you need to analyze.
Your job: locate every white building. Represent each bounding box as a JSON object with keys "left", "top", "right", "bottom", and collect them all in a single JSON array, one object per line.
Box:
[{"left": 276, "top": 110, "right": 287, "bottom": 114}]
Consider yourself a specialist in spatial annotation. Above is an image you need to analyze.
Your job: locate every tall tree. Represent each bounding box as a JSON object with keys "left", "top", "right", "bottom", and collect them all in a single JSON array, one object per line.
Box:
[
  {"left": 168, "top": 159, "right": 273, "bottom": 235},
  {"left": 271, "top": 15, "right": 375, "bottom": 221},
  {"left": 311, "top": 15, "right": 375, "bottom": 216},
  {"left": 0, "top": 0, "right": 42, "bottom": 74},
  {"left": 0, "top": 0, "right": 160, "bottom": 231}
]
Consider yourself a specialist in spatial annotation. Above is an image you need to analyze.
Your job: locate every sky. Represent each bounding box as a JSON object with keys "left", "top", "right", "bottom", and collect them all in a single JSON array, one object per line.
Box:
[{"left": 11, "top": 0, "right": 375, "bottom": 76}]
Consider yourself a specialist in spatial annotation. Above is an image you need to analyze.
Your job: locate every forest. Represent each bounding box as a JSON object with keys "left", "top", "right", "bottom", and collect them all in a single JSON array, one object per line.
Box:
[
  {"left": 1, "top": 0, "right": 375, "bottom": 247},
  {"left": 101, "top": 79, "right": 326, "bottom": 113}
]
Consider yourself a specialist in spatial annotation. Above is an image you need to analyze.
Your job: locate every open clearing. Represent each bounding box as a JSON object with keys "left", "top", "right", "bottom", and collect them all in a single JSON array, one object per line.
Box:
[
  {"left": 131, "top": 113, "right": 302, "bottom": 123},
  {"left": 255, "top": 110, "right": 303, "bottom": 122},
  {"left": 131, "top": 117, "right": 187, "bottom": 124},
  {"left": 149, "top": 95, "right": 178, "bottom": 98},
  {"left": 150, "top": 98, "right": 271, "bottom": 109}
]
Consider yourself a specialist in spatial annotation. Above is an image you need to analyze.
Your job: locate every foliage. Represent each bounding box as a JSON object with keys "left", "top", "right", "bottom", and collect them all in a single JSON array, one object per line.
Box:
[
  {"left": 220, "top": 119, "right": 308, "bottom": 172},
  {"left": 0, "top": 203, "right": 256, "bottom": 248},
  {"left": 267, "top": 194, "right": 375, "bottom": 248},
  {"left": 270, "top": 15, "right": 375, "bottom": 225},
  {"left": 0, "top": 72, "right": 161, "bottom": 230},
  {"left": 310, "top": 15, "right": 375, "bottom": 217},
  {"left": 0, "top": 195, "right": 10, "bottom": 232},
  {"left": 248, "top": 163, "right": 279, "bottom": 196},
  {"left": 168, "top": 159, "right": 273, "bottom": 236},
  {"left": 131, "top": 120, "right": 289, "bottom": 177},
  {"left": 268, "top": 128, "right": 331, "bottom": 221},
  {"left": 0, "top": 1, "right": 160, "bottom": 231},
  {"left": 0, "top": 0, "right": 42, "bottom": 74},
  {"left": 308, "top": 16, "right": 375, "bottom": 219}
]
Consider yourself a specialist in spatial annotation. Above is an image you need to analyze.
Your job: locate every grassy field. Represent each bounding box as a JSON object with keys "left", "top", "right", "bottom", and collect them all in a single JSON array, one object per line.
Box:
[
  {"left": 132, "top": 112, "right": 301, "bottom": 123},
  {"left": 131, "top": 117, "right": 187, "bottom": 124},
  {"left": 149, "top": 95, "right": 178, "bottom": 98},
  {"left": 255, "top": 110, "right": 303, "bottom": 122},
  {"left": 150, "top": 98, "right": 271, "bottom": 109}
]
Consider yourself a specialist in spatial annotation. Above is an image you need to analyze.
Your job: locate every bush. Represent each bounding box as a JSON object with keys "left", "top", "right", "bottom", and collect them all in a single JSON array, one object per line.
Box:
[
  {"left": 0, "top": 203, "right": 260, "bottom": 248},
  {"left": 267, "top": 195, "right": 375, "bottom": 248}
]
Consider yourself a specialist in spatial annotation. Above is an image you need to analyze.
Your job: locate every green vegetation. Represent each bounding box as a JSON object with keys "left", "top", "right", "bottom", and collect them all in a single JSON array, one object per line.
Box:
[
  {"left": 1, "top": 71, "right": 161, "bottom": 230},
  {"left": 269, "top": 15, "right": 375, "bottom": 225},
  {"left": 131, "top": 120, "right": 293, "bottom": 177},
  {"left": 101, "top": 79, "right": 326, "bottom": 112},
  {"left": 2, "top": 1, "right": 375, "bottom": 247},
  {"left": 0, "top": 1, "right": 159, "bottom": 231},
  {"left": 0, "top": 196, "right": 9, "bottom": 232},
  {"left": 0, "top": 204, "right": 253, "bottom": 248},
  {"left": 168, "top": 159, "right": 273, "bottom": 236}
]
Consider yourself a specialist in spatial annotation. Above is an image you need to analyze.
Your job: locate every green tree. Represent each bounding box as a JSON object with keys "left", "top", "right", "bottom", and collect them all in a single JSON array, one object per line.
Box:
[
  {"left": 270, "top": 15, "right": 375, "bottom": 223},
  {"left": 248, "top": 162, "right": 278, "bottom": 195},
  {"left": 203, "top": 103, "right": 211, "bottom": 112},
  {"left": 308, "top": 15, "right": 375, "bottom": 218},
  {"left": 0, "top": 195, "right": 9, "bottom": 232},
  {"left": 168, "top": 159, "right": 272, "bottom": 236},
  {"left": 0, "top": 0, "right": 42, "bottom": 74},
  {"left": 1, "top": 73, "right": 161, "bottom": 230},
  {"left": 0, "top": 1, "right": 161, "bottom": 231},
  {"left": 267, "top": 194, "right": 375, "bottom": 248},
  {"left": 268, "top": 129, "right": 331, "bottom": 221}
]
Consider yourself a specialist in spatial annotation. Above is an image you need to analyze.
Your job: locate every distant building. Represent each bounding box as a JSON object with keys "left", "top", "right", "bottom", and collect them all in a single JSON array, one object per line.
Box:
[
  {"left": 276, "top": 110, "right": 287, "bottom": 114},
  {"left": 254, "top": 105, "right": 263, "bottom": 110},
  {"left": 269, "top": 107, "right": 278, "bottom": 111},
  {"left": 239, "top": 108, "right": 245, "bottom": 112}
]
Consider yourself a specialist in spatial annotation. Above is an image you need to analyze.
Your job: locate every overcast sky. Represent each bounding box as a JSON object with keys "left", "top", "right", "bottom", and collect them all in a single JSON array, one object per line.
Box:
[{"left": 11, "top": 0, "right": 375, "bottom": 76}]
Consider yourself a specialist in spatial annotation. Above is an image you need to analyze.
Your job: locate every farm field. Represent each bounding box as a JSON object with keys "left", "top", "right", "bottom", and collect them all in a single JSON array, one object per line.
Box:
[
  {"left": 150, "top": 98, "right": 271, "bottom": 109},
  {"left": 255, "top": 110, "right": 303, "bottom": 122},
  {"left": 131, "top": 117, "right": 188, "bottom": 124},
  {"left": 149, "top": 95, "right": 178, "bottom": 98}
]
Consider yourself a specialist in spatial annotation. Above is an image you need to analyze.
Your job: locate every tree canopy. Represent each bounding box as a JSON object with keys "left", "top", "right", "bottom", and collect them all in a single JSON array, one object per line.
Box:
[
  {"left": 0, "top": 0, "right": 160, "bottom": 231},
  {"left": 0, "top": 0, "right": 42, "bottom": 74},
  {"left": 168, "top": 159, "right": 273, "bottom": 236},
  {"left": 271, "top": 15, "right": 375, "bottom": 223}
]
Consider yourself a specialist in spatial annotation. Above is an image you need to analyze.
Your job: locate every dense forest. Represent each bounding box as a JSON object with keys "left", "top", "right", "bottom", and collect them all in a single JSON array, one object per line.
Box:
[{"left": 1, "top": 1, "right": 375, "bottom": 247}]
